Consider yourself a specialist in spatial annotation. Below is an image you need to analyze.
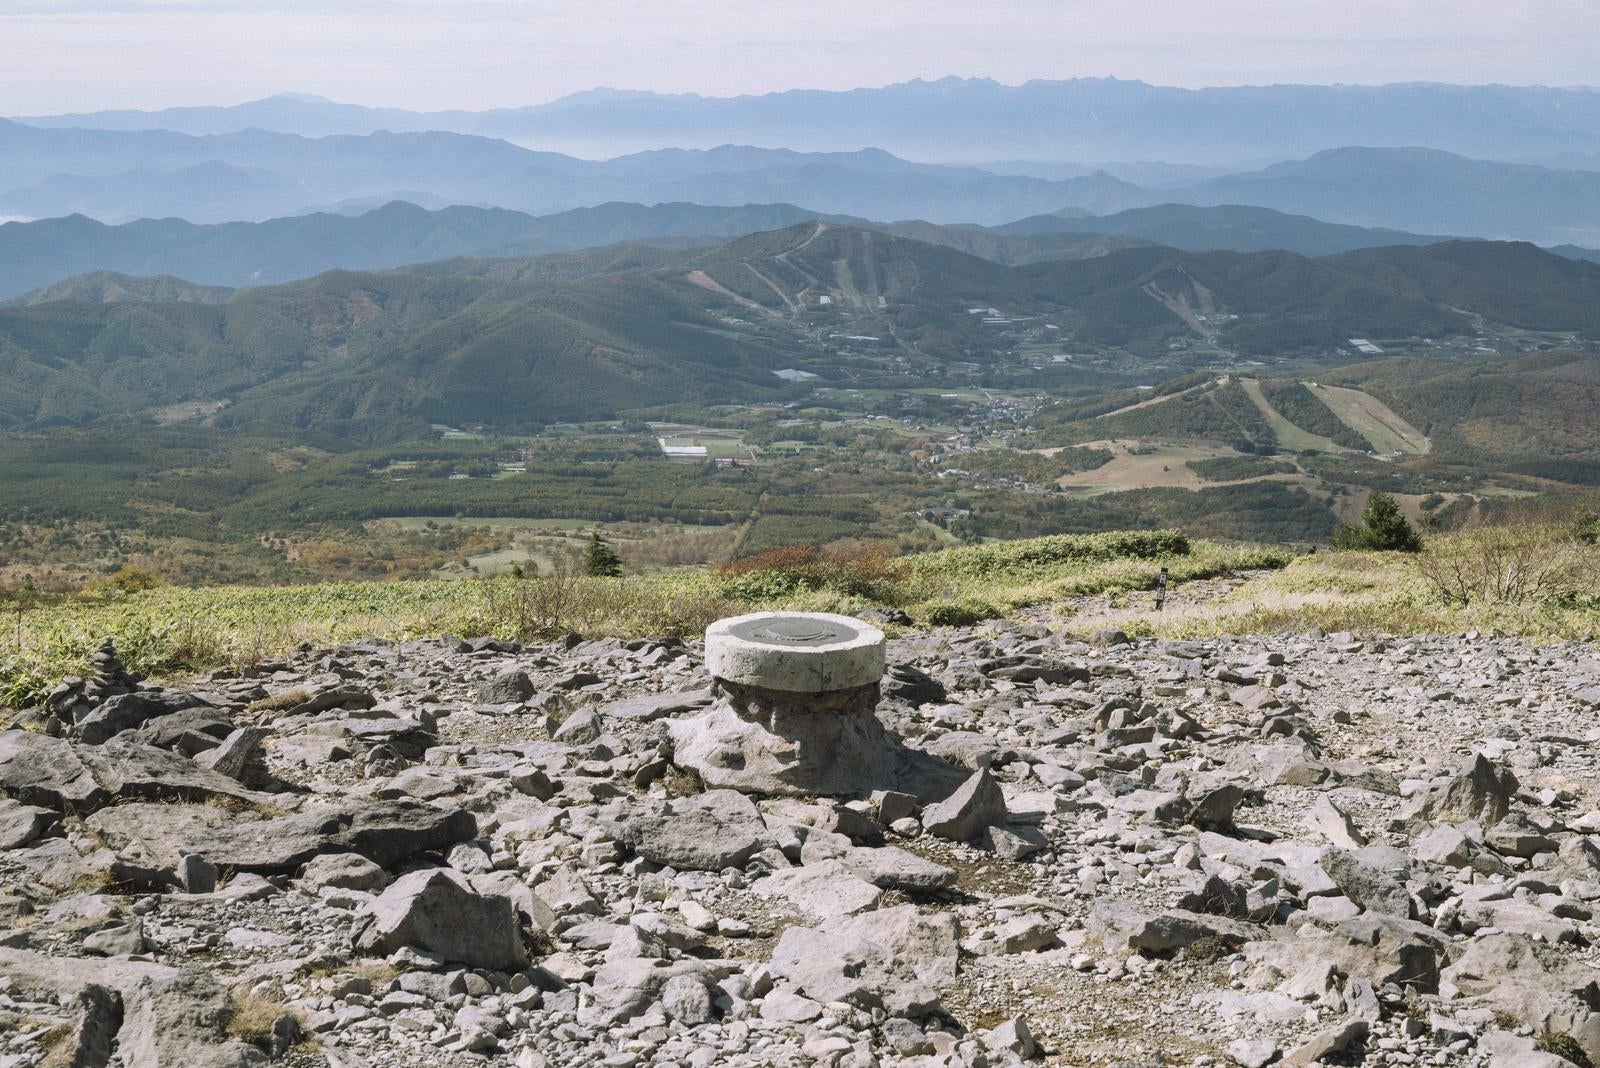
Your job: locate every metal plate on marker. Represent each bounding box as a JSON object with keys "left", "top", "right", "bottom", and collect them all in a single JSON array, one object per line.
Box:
[{"left": 728, "top": 615, "right": 860, "bottom": 647}]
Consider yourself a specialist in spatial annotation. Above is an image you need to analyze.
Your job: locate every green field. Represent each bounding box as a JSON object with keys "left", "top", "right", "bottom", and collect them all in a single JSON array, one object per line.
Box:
[
  {"left": 1238, "top": 378, "right": 1345, "bottom": 452},
  {"left": 1304, "top": 383, "right": 1430, "bottom": 455},
  {"left": 1, "top": 531, "right": 1282, "bottom": 707}
]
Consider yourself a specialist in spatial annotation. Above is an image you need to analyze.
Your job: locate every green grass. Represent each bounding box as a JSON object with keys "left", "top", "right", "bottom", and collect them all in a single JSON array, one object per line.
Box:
[
  {"left": 0, "top": 529, "right": 1281, "bottom": 708},
  {"left": 1128, "top": 528, "right": 1600, "bottom": 641},
  {"left": 17, "top": 523, "right": 1595, "bottom": 711}
]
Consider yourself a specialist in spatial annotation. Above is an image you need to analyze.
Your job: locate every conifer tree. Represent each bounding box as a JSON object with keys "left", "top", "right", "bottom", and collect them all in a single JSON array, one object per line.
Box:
[{"left": 582, "top": 531, "right": 623, "bottom": 576}]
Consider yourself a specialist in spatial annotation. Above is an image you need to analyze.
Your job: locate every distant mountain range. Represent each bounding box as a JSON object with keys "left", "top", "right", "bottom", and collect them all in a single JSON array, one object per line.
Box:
[
  {"left": 0, "top": 123, "right": 1154, "bottom": 226},
  {"left": 17, "top": 79, "right": 1600, "bottom": 163},
  {"left": 2, "top": 225, "right": 1595, "bottom": 435},
  {"left": 8, "top": 199, "right": 1599, "bottom": 305},
  {"left": 4, "top": 115, "right": 1600, "bottom": 243}
]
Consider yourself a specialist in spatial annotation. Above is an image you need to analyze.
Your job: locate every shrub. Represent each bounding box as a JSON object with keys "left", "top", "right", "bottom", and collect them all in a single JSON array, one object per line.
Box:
[
  {"left": 1414, "top": 520, "right": 1594, "bottom": 607},
  {"left": 924, "top": 600, "right": 1001, "bottom": 627},
  {"left": 914, "top": 530, "right": 1190, "bottom": 581},
  {"left": 717, "top": 541, "right": 906, "bottom": 602},
  {"left": 1333, "top": 493, "right": 1421, "bottom": 553},
  {"left": 87, "top": 565, "right": 166, "bottom": 594}
]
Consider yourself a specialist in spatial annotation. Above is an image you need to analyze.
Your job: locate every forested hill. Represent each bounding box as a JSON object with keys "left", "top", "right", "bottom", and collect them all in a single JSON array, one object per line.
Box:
[{"left": 0, "top": 225, "right": 1595, "bottom": 437}]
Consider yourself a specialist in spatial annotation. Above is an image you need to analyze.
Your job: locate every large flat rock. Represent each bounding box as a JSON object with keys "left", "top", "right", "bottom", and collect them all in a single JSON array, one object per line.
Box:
[
  {"left": 0, "top": 732, "right": 274, "bottom": 814},
  {"left": 87, "top": 798, "right": 476, "bottom": 874}
]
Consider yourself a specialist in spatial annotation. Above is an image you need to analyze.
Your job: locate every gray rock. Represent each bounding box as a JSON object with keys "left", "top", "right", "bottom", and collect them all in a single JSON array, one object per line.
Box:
[
  {"left": 87, "top": 798, "right": 475, "bottom": 874},
  {"left": 1319, "top": 846, "right": 1414, "bottom": 918},
  {"left": 0, "top": 952, "right": 266, "bottom": 1068},
  {"left": 76, "top": 691, "right": 213, "bottom": 746},
  {"left": 351, "top": 868, "right": 528, "bottom": 971},
  {"left": 0, "top": 732, "right": 271, "bottom": 814},
  {"left": 60, "top": 983, "right": 124, "bottom": 1068},
  {"left": 1226, "top": 1037, "right": 1279, "bottom": 1068},
  {"left": 1413, "top": 824, "right": 1474, "bottom": 866},
  {"left": 120, "top": 969, "right": 268, "bottom": 1068},
  {"left": 1405, "top": 752, "right": 1518, "bottom": 828},
  {"left": 0, "top": 730, "right": 107, "bottom": 810},
  {"left": 1280, "top": 1018, "right": 1368, "bottom": 1067},
  {"left": 176, "top": 853, "right": 218, "bottom": 894},
  {"left": 616, "top": 790, "right": 774, "bottom": 871},
  {"left": 983, "top": 1016, "right": 1038, "bottom": 1059},
  {"left": 833, "top": 904, "right": 961, "bottom": 983},
  {"left": 299, "top": 852, "right": 389, "bottom": 893},
  {"left": 1486, "top": 812, "right": 1558, "bottom": 858},
  {"left": 882, "top": 663, "right": 947, "bottom": 706},
  {"left": 836, "top": 844, "right": 958, "bottom": 891},
  {"left": 598, "top": 688, "right": 714, "bottom": 722},
  {"left": 660, "top": 973, "right": 716, "bottom": 1025},
  {"left": 751, "top": 859, "right": 883, "bottom": 917},
  {"left": 759, "top": 989, "right": 823, "bottom": 1023},
  {"left": 477, "top": 669, "right": 535, "bottom": 704},
  {"left": 552, "top": 708, "right": 603, "bottom": 744},
  {"left": 985, "top": 824, "right": 1048, "bottom": 860},
  {"left": 191, "top": 726, "right": 267, "bottom": 782},
  {"left": 126, "top": 708, "right": 236, "bottom": 755},
  {"left": 1306, "top": 796, "right": 1366, "bottom": 849},
  {"left": 84, "top": 919, "right": 148, "bottom": 957},
  {"left": 1090, "top": 901, "right": 1266, "bottom": 955},
  {"left": 770, "top": 922, "right": 943, "bottom": 1017},
  {"left": 581, "top": 959, "right": 714, "bottom": 1026},
  {"left": 0, "top": 797, "right": 58, "bottom": 849},
  {"left": 921, "top": 767, "right": 1009, "bottom": 843}
]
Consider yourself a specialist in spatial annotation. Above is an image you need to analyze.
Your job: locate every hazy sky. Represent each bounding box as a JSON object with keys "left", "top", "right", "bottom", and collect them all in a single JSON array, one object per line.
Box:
[{"left": 2, "top": 0, "right": 1597, "bottom": 114}]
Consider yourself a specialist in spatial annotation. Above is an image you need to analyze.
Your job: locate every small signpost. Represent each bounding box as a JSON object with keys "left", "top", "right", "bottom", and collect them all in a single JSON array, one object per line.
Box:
[{"left": 1154, "top": 566, "right": 1169, "bottom": 611}]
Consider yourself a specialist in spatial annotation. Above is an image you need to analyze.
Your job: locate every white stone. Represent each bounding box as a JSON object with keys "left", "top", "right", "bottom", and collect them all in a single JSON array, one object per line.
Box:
[{"left": 704, "top": 612, "right": 885, "bottom": 692}]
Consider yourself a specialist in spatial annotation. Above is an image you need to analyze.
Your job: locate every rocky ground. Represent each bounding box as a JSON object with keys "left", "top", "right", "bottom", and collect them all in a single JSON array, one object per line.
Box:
[{"left": 5, "top": 603, "right": 1600, "bottom": 1068}]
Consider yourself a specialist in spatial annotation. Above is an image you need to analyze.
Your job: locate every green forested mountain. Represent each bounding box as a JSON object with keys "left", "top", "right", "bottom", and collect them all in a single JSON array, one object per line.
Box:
[
  {"left": 11, "top": 196, "right": 1599, "bottom": 310},
  {"left": 0, "top": 201, "right": 857, "bottom": 301},
  {"left": 1, "top": 225, "right": 1595, "bottom": 437},
  {"left": 990, "top": 203, "right": 1451, "bottom": 255},
  {"left": 1321, "top": 241, "right": 1600, "bottom": 334}
]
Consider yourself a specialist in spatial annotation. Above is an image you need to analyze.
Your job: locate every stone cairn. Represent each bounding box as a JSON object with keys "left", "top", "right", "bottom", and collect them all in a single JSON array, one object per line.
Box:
[
  {"left": 44, "top": 638, "right": 141, "bottom": 729},
  {"left": 669, "top": 611, "right": 966, "bottom": 800}
]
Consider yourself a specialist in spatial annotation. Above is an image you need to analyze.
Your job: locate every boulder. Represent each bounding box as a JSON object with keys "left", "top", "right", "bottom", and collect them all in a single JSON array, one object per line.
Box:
[
  {"left": 1405, "top": 753, "right": 1518, "bottom": 828},
  {"left": 351, "top": 868, "right": 528, "bottom": 971},
  {"left": 770, "top": 922, "right": 944, "bottom": 1017},
  {"left": 833, "top": 904, "right": 960, "bottom": 983},
  {"left": 1090, "top": 901, "right": 1267, "bottom": 955},
  {"left": 615, "top": 790, "right": 774, "bottom": 871},
  {"left": 836, "top": 844, "right": 958, "bottom": 892},
  {"left": 751, "top": 859, "right": 884, "bottom": 917},
  {"left": 1319, "top": 846, "right": 1415, "bottom": 918},
  {"left": 0, "top": 797, "right": 58, "bottom": 849},
  {"left": 581, "top": 958, "right": 715, "bottom": 1026},
  {"left": 1280, "top": 1019, "right": 1369, "bottom": 1067},
  {"left": 921, "top": 768, "right": 1009, "bottom": 843},
  {"left": 127, "top": 708, "right": 237, "bottom": 755},
  {"left": 0, "top": 733, "right": 271, "bottom": 814},
  {"left": 1306, "top": 796, "right": 1366, "bottom": 849},
  {"left": 298, "top": 852, "right": 389, "bottom": 893},
  {"left": 87, "top": 799, "right": 475, "bottom": 874},
  {"left": 75, "top": 691, "right": 213, "bottom": 745},
  {"left": 0, "top": 950, "right": 265, "bottom": 1068},
  {"left": 598, "top": 687, "right": 714, "bottom": 722},
  {"left": 191, "top": 727, "right": 267, "bottom": 782},
  {"left": 882, "top": 663, "right": 947, "bottom": 706},
  {"left": 0, "top": 730, "right": 104, "bottom": 810},
  {"left": 477, "top": 669, "right": 535, "bottom": 705}
]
